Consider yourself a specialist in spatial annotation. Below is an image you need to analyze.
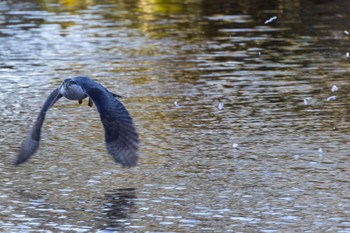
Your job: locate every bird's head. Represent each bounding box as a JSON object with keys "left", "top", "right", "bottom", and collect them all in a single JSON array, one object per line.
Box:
[
  {"left": 60, "top": 78, "right": 87, "bottom": 100},
  {"left": 63, "top": 79, "right": 78, "bottom": 89}
]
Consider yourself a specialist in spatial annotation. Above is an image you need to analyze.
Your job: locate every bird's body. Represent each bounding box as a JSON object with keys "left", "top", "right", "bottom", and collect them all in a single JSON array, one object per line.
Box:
[{"left": 15, "top": 76, "right": 139, "bottom": 167}]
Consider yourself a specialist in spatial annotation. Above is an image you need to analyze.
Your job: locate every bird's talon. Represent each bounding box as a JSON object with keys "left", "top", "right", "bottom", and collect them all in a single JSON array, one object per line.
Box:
[{"left": 88, "top": 98, "right": 93, "bottom": 107}]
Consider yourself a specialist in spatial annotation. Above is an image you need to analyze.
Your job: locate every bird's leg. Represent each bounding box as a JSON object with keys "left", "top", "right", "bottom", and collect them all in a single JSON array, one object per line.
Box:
[
  {"left": 88, "top": 98, "right": 94, "bottom": 107},
  {"left": 78, "top": 100, "right": 83, "bottom": 104}
]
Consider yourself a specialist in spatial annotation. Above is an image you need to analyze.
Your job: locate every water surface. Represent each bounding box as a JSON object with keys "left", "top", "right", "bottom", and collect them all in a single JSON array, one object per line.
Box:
[{"left": 1, "top": 0, "right": 350, "bottom": 232}]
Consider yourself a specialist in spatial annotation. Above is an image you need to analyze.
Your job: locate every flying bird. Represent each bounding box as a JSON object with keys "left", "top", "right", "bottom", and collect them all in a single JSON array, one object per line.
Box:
[{"left": 14, "top": 76, "right": 139, "bottom": 167}]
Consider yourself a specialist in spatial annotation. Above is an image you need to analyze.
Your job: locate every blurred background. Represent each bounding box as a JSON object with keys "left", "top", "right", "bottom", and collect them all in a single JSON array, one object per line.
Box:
[{"left": 1, "top": 0, "right": 350, "bottom": 231}]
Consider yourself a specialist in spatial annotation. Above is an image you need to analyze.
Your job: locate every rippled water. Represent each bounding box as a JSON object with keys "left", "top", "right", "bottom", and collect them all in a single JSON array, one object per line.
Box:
[{"left": 2, "top": 0, "right": 350, "bottom": 232}]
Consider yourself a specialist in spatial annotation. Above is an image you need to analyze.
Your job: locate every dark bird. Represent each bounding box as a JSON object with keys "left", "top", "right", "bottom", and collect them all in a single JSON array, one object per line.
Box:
[{"left": 14, "top": 76, "right": 139, "bottom": 167}]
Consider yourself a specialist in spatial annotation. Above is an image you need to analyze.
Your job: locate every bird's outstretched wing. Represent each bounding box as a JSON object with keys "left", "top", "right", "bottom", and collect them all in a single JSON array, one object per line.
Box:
[
  {"left": 85, "top": 85, "right": 139, "bottom": 167},
  {"left": 14, "top": 88, "right": 62, "bottom": 165}
]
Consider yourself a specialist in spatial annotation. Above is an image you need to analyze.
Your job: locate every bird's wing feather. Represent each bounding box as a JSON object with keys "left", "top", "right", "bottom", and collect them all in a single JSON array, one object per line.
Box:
[
  {"left": 86, "top": 85, "right": 139, "bottom": 167},
  {"left": 14, "top": 87, "right": 62, "bottom": 165}
]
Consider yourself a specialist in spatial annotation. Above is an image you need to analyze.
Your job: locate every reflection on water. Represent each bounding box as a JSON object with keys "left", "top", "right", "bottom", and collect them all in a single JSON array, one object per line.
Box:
[
  {"left": 99, "top": 188, "right": 137, "bottom": 231},
  {"left": 1, "top": 0, "right": 350, "bottom": 232}
]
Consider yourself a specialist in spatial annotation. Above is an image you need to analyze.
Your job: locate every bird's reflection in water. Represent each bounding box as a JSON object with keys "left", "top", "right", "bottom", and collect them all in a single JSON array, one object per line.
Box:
[{"left": 99, "top": 188, "right": 137, "bottom": 231}]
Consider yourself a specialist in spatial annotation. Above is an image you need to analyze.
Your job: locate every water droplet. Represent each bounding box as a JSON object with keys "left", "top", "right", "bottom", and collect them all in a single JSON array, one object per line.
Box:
[
  {"left": 318, "top": 148, "right": 324, "bottom": 161},
  {"left": 264, "top": 16, "right": 277, "bottom": 24},
  {"left": 345, "top": 30, "right": 349, "bottom": 35},
  {"left": 326, "top": 96, "right": 336, "bottom": 101},
  {"left": 304, "top": 97, "right": 312, "bottom": 105},
  {"left": 174, "top": 101, "right": 179, "bottom": 107},
  {"left": 347, "top": 52, "right": 349, "bottom": 58},
  {"left": 218, "top": 102, "right": 224, "bottom": 110},
  {"left": 232, "top": 143, "right": 238, "bottom": 149},
  {"left": 331, "top": 85, "right": 338, "bottom": 92}
]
